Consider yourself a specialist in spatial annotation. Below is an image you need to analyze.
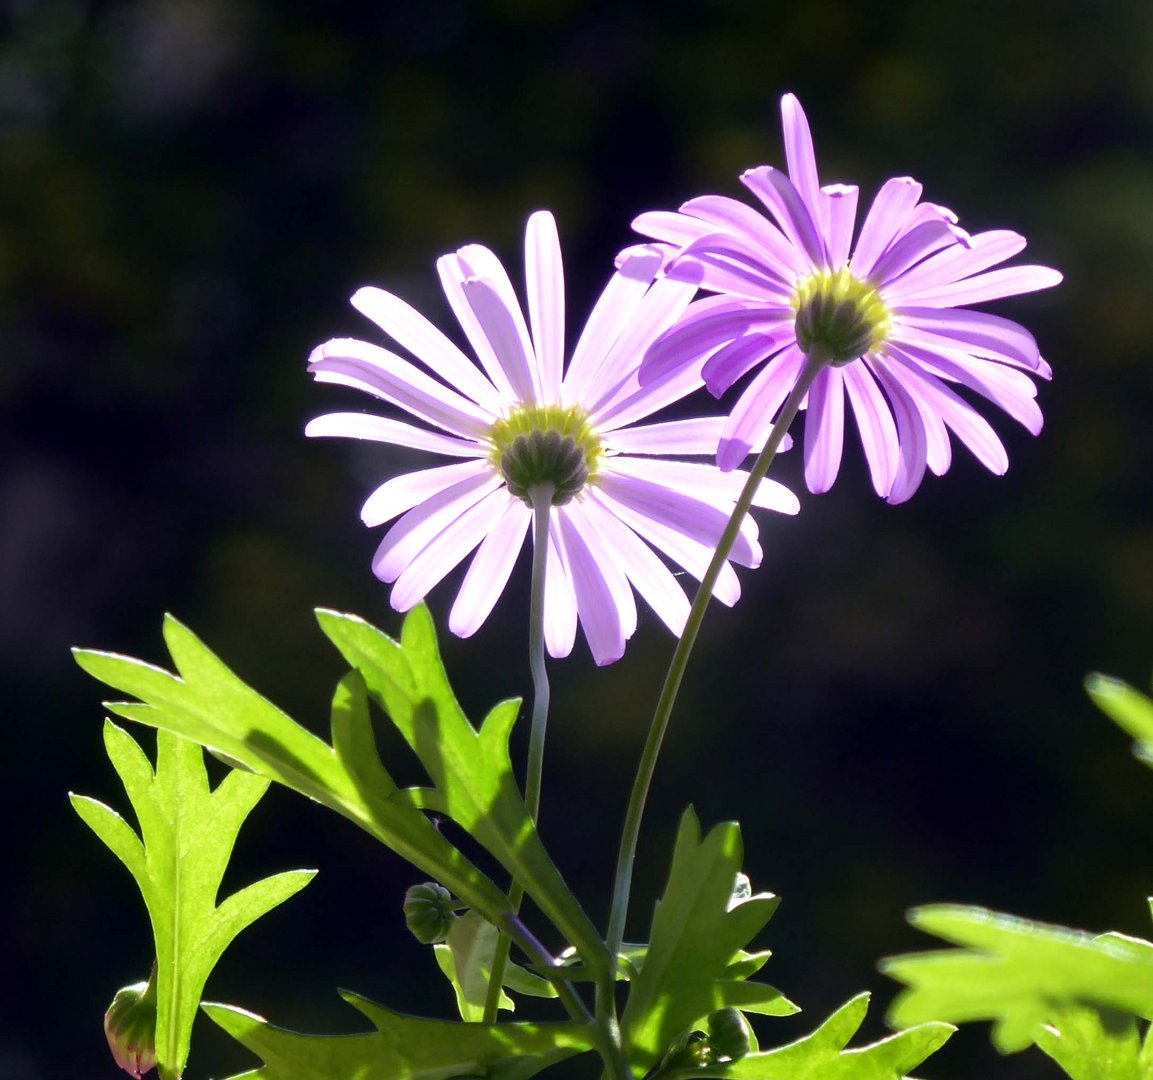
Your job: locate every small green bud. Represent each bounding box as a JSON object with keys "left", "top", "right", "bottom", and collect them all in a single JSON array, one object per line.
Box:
[
  {"left": 500, "top": 430, "right": 588, "bottom": 506},
  {"left": 403, "top": 882, "right": 456, "bottom": 944},
  {"left": 104, "top": 972, "right": 157, "bottom": 1078},
  {"left": 707, "top": 1007, "right": 753, "bottom": 1063}
]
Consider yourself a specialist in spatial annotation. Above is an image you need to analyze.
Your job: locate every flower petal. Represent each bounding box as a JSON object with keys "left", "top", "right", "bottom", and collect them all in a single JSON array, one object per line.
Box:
[
  {"left": 678, "top": 194, "right": 806, "bottom": 279},
  {"left": 803, "top": 365, "right": 846, "bottom": 493},
  {"left": 461, "top": 277, "right": 541, "bottom": 403},
  {"left": 893, "top": 307, "right": 1046, "bottom": 373},
  {"left": 867, "top": 219, "right": 965, "bottom": 287},
  {"left": 596, "top": 468, "right": 762, "bottom": 568},
  {"left": 390, "top": 488, "right": 512, "bottom": 611},
  {"left": 543, "top": 517, "right": 578, "bottom": 658},
  {"left": 607, "top": 456, "right": 799, "bottom": 515},
  {"left": 887, "top": 264, "right": 1062, "bottom": 308},
  {"left": 371, "top": 470, "right": 502, "bottom": 582},
  {"left": 821, "top": 184, "right": 859, "bottom": 269},
  {"left": 525, "top": 210, "right": 565, "bottom": 402},
  {"left": 350, "top": 286, "right": 504, "bottom": 413},
  {"left": 741, "top": 166, "right": 826, "bottom": 265},
  {"left": 702, "top": 327, "right": 794, "bottom": 397},
  {"left": 875, "top": 354, "right": 952, "bottom": 475},
  {"left": 449, "top": 497, "right": 532, "bottom": 637},
  {"left": 555, "top": 507, "right": 631, "bottom": 665},
  {"left": 361, "top": 459, "right": 493, "bottom": 527},
  {"left": 781, "top": 92, "right": 822, "bottom": 219},
  {"left": 879, "top": 229, "right": 1027, "bottom": 300},
  {"left": 308, "top": 338, "right": 493, "bottom": 438},
  {"left": 305, "top": 412, "right": 485, "bottom": 457},
  {"left": 717, "top": 344, "right": 807, "bottom": 471},
  {"left": 850, "top": 176, "right": 923, "bottom": 278},
  {"left": 436, "top": 251, "right": 518, "bottom": 400},
  {"left": 590, "top": 487, "right": 744, "bottom": 606},
  {"left": 875, "top": 367, "right": 928, "bottom": 504},
  {"left": 842, "top": 360, "right": 900, "bottom": 497}
]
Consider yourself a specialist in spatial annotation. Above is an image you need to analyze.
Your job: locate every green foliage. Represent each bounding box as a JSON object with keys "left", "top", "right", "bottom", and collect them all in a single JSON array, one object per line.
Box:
[
  {"left": 884, "top": 905, "right": 1153, "bottom": 1053},
  {"left": 620, "top": 808, "right": 797, "bottom": 1074},
  {"left": 315, "top": 605, "right": 607, "bottom": 971},
  {"left": 71, "top": 722, "right": 313, "bottom": 1080},
  {"left": 1086, "top": 673, "right": 1153, "bottom": 767},
  {"left": 432, "top": 910, "right": 557, "bottom": 1021},
  {"left": 204, "top": 992, "right": 595, "bottom": 1079},
  {"left": 73, "top": 608, "right": 598, "bottom": 968},
  {"left": 1033, "top": 1005, "right": 1153, "bottom": 1079},
  {"left": 666, "top": 994, "right": 953, "bottom": 1079}
]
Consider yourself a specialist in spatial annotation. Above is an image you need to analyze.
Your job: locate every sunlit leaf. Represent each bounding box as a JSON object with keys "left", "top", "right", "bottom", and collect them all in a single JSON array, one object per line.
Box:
[{"left": 71, "top": 722, "right": 313, "bottom": 1080}]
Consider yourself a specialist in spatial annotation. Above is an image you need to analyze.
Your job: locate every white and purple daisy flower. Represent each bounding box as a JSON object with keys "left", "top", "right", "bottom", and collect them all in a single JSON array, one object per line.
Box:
[
  {"left": 631, "top": 94, "right": 1061, "bottom": 503},
  {"left": 307, "top": 211, "right": 799, "bottom": 665}
]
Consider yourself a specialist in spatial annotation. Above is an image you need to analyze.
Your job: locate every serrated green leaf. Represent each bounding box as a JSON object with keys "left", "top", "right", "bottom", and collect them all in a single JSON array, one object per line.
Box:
[
  {"left": 884, "top": 905, "right": 1153, "bottom": 1054},
  {"left": 1033, "top": 1005, "right": 1146, "bottom": 1080},
  {"left": 204, "top": 995, "right": 595, "bottom": 1080},
  {"left": 1087, "top": 674, "right": 1153, "bottom": 769},
  {"left": 620, "top": 808, "right": 797, "bottom": 1074},
  {"left": 669, "top": 994, "right": 952, "bottom": 1079},
  {"left": 315, "top": 605, "right": 606, "bottom": 972},
  {"left": 71, "top": 721, "right": 314, "bottom": 1080},
  {"left": 73, "top": 617, "right": 514, "bottom": 932}
]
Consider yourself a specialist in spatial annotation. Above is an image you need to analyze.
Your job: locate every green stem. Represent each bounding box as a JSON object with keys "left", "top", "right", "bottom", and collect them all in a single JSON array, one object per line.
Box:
[
  {"left": 483, "top": 484, "right": 553, "bottom": 1025},
  {"left": 603, "top": 352, "right": 826, "bottom": 965}
]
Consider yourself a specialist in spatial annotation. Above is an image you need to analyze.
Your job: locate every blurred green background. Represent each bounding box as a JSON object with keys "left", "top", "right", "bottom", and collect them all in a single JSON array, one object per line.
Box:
[{"left": 3, "top": 0, "right": 1152, "bottom": 1076}]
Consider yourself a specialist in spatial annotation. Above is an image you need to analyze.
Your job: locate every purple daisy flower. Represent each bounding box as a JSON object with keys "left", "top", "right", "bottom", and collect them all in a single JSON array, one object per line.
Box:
[
  {"left": 631, "top": 93, "right": 1061, "bottom": 503},
  {"left": 307, "top": 211, "right": 799, "bottom": 665}
]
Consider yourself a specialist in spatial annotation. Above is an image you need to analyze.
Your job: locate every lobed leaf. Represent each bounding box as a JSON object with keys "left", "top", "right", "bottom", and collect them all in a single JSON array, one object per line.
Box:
[
  {"left": 204, "top": 995, "right": 595, "bottom": 1080},
  {"left": 1087, "top": 673, "right": 1153, "bottom": 770},
  {"left": 71, "top": 722, "right": 313, "bottom": 1079},
  {"left": 620, "top": 808, "right": 797, "bottom": 1074},
  {"left": 884, "top": 905, "right": 1153, "bottom": 1053},
  {"left": 668, "top": 994, "right": 952, "bottom": 1079}
]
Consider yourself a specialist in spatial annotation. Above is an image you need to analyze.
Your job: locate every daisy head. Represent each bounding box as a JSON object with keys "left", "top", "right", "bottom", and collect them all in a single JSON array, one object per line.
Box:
[
  {"left": 306, "top": 211, "right": 798, "bottom": 665},
  {"left": 632, "top": 93, "right": 1061, "bottom": 503}
]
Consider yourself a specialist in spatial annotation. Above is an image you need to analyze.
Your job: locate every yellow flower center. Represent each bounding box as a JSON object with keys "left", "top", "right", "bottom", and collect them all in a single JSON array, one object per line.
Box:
[
  {"left": 792, "top": 266, "right": 891, "bottom": 366},
  {"left": 487, "top": 404, "right": 603, "bottom": 506}
]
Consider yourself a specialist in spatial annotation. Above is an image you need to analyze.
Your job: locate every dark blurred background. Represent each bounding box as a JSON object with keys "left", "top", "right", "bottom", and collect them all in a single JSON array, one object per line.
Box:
[{"left": 3, "top": 0, "right": 1151, "bottom": 1076}]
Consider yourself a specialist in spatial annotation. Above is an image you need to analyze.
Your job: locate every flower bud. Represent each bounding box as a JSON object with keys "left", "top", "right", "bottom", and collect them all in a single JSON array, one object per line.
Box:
[
  {"left": 104, "top": 972, "right": 157, "bottom": 1078},
  {"left": 403, "top": 882, "right": 456, "bottom": 944},
  {"left": 707, "top": 1006, "right": 753, "bottom": 1063}
]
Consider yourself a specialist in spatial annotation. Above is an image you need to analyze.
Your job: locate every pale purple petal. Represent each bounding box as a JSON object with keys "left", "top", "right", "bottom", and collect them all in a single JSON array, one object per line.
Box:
[
  {"left": 581, "top": 493, "right": 690, "bottom": 636},
  {"left": 893, "top": 307, "right": 1045, "bottom": 373},
  {"left": 867, "top": 219, "right": 964, "bottom": 287},
  {"left": 887, "top": 264, "right": 1062, "bottom": 308},
  {"left": 702, "top": 328, "right": 794, "bottom": 397},
  {"left": 875, "top": 354, "right": 952, "bottom": 475},
  {"left": 308, "top": 338, "right": 493, "bottom": 438},
  {"left": 850, "top": 176, "right": 923, "bottom": 277},
  {"left": 842, "top": 361, "right": 900, "bottom": 497},
  {"left": 436, "top": 252, "right": 518, "bottom": 400},
  {"left": 639, "top": 297, "right": 786, "bottom": 386},
  {"left": 590, "top": 487, "right": 743, "bottom": 606},
  {"left": 543, "top": 519, "right": 578, "bottom": 658},
  {"left": 803, "top": 365, "right": 846, "bottom": 493},
  {"left": 741, "top": 166, "right": 825, "bottom": 265},
  {"left": 525, "top": 210, "right": 565, "bottom": 402},
  {"left": 449, "top": 497, "right": 532, "bottom": 637},
  {"left": 454, "top": 243, "right": 538, "bottom": 374},
  {"left": 390, "top": 488, "right": 511, "bottom": 612},
  {"left": 717, "top": 344, "right": 807, "bottom": 471},
  {"left": 372, "top": 471, "right": 502, "bottom": 583},
  {"left": 580, "top": 274, "right": 697, "bottom": 413},
  {"left": 361, "top": 459, "right": 493, "bottom": 527},
  {"left": 781, "top": 93, "right": 822, "bottom": 219},
  {"left": 677, "top": 194, "right": 807, "bottom": 279},
  {"left": 880, "top": 229, "right": 1027, "bottom": 300},
  {"left": 631, "top": 209, "right": 716, "bottom": 249},
  {"left": 902, "top": 343, "right": 1043, "bottom": 434},
  {"left": 665, "top": 246, "right": 788, "bottom": 302},
  {"left": 596, "top": 468, "right": 762, "bottom": 568},
  {"left": 350, "top": 286, "right": 504, "bottom": 413},
  {"left": 305, "top": 412, "right": 485, "bottom": 457},
  {"left": 874, "top": 368, "right": 928, "bottom": 504},
  {"left": 563, "top": 249, "right": 663, "bottom": 401},
  {"left": 461, "top": 278, "right": 541, "bottom": 403},
  {"left": 591, "top": 344, "right": 713, "bottom": 432},
  {"left": 607, "top": 456, "right": 799, "bottom": 515},
  {"left": 603, "top": 416, "right": 729, "bottom": 454},
  {"left": 885, "top": 346, "right": 1009, "bottom": 474},
  {"left": 821, "top": 184, "right": 859, "bottom": 269},
  {"left": 555, "top": 508, "right": 631, "bottom": 665}
]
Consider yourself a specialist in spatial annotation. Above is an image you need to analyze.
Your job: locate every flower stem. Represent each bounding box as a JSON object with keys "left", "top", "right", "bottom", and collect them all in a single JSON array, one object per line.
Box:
[
  {"left": 482, "top": 483, "right": 553, "bottom": 1025},
  {"left": 603, "top": 352, "right": 825, "bottom": 965}
]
